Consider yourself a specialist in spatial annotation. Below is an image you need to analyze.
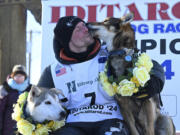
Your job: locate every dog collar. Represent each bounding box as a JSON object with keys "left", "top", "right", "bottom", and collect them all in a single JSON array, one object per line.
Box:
[
  {"left": 108, "top": 49, "right": 126, "bottom": 57},
  {"left": 108, "top": 49, "right": 132, "bottom": 62}
]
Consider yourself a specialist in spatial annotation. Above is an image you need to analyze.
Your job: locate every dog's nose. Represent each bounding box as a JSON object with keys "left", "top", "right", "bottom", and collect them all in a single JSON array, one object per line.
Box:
[
  {"left": 86, "top": 23, "right": 93, "bottom": 30},
  {"left": 86, "top": 23, "right": 91, "bottom": 28},
  {"left": 60, "top": 111, "right": 66, "bottom": 118}
]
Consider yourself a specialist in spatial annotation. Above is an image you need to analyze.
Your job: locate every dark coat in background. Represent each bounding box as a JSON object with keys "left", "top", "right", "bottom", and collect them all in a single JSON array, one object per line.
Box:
[{"left": 0, "top": 81, "right": 31, "bottom": 135}]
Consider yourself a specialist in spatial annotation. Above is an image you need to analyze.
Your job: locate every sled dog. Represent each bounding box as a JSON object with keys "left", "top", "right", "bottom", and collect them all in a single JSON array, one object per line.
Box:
[
  {"left": 87, "top": 13, "right": 175, "bottom": 135},
  {"left": 26, "top": 85, "right": 66, "bottom": 122}
]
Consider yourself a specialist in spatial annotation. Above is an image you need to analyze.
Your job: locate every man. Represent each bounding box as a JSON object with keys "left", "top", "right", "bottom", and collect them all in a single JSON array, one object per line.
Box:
[{"left": 37, "top": 16, "right": 165, "bottom": 135}]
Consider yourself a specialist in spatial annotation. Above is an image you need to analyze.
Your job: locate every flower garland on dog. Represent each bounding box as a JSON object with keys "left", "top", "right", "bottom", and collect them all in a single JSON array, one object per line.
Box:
[
  {"left": 12, "top": 92, "right": 65, "bottom": 135},
  {"left": 99, "top": 53, "right": 153, "bottom": 97}
]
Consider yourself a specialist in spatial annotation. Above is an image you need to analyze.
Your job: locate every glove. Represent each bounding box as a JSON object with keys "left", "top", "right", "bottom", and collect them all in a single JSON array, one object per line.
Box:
[
  {"left": 133, "top": 75, "right": 163, "bottom": 100},
  {"left": 0, "top": 86, "right": 8, "bottom": 99}
]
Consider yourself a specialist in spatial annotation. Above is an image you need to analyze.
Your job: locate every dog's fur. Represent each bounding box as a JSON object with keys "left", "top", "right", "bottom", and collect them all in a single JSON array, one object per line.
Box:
[
  {"left": 25, "top": 85, "right": 66, "bottom": 123},
  {"left": 88, "top": 13, "right": 175, "bottom": 135}
]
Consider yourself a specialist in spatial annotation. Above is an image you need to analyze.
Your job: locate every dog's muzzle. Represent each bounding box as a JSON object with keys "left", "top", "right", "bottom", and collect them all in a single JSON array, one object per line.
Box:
[{"left": 86, "top": 23, "right": 99, "bottom": 33}]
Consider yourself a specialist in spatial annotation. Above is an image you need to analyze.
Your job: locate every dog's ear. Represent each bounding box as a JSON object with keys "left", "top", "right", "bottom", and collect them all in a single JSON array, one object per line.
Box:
[
  {"left": 30, "top": 85, "right": 41, "bottom": 97},
  {"left": 121, "top": 12, "right": 134, "bottom": 24},
  {"left": 49, "top": 88, "right": 65, "bottom": 97}
]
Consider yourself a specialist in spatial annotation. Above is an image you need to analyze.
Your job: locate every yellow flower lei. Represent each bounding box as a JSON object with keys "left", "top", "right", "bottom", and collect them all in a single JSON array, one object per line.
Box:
[
  {"left": 99, "top": 53, "right": 153, "bottom": 97},
  {"left": 12, "top": 92, "right": 65, "bottom": 135}
]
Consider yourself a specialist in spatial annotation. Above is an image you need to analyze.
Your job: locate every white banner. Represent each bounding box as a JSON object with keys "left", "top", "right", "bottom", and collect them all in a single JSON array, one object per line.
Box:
[{"left": 41, "top": 0, "right": 180, "bottom": 131}]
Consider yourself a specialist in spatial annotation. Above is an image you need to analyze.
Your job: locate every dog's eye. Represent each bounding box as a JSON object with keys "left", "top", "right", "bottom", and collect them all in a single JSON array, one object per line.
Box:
[{"left": 45, "top": 101, "right": 51, "bottom": 105}]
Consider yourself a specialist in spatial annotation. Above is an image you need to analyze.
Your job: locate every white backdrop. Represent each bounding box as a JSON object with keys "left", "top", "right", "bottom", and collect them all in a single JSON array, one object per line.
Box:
[{"left": 41, "top": 0, "right": 180, "bottom": 131}]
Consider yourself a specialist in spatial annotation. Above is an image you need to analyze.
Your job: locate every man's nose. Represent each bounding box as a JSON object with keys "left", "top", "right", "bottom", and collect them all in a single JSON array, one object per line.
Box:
[{"left": 83, "top": 26, "right": 88, "bottom": 32}]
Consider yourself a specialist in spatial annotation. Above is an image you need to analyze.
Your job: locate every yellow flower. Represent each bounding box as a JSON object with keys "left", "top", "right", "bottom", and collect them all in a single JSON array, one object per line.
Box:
[
  {"left": 47, "top": 121, "right": 54, "bottom": 128},
  {"left": 12, "top": 92, "right": 28, "bottom": 121},
  {"left": 99, "top": 71, "right": 116, "bottom": 96},
  {"left": 47, "top": 120, "right": 65, "bottom": 131},
  {"left": 17, "top": 119, "right": 35, "bottom": 135},
  {"left": 52, "top": 120, "right": 65, "bottom": 131},
  {"left": 12, "top": 104, "right": 22, "bottom": 121},
  {"left": 103, "top": 81, "right": 116, "bottom": 96},
  {"left": 135, "top": 53, "right": 153, "bottom": 72},
  {"left": 117, "top": 79, "right": 136, "bottom": 96},
  {"left": 130, "top": 76, "right": 140, "bottom": 87},
  {"left": 36, "top": 124, "right": 42, "bottom": 129},
  {"left": 17, "top": 92, "right": 28, "bottom": 104},
  {"left": 34, "top": 125, "right": 49, "bottom": 135},
  {"left": 112, "top": 82, "right": 118, "bottom": 93},
  {"left": 133, "top": 67, "right": 150, "bottom": 87},
  {"left": 99, "top": 71, "right": 108, "bottom": 82},
  {"left": 133, "top": 88, "right": 139, "bottom": 93}
]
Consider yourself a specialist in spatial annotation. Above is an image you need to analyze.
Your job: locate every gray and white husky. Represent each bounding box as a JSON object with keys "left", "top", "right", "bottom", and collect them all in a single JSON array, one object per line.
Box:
[{"left": 25, "top": 86, "right": 66, "bottom": 123}]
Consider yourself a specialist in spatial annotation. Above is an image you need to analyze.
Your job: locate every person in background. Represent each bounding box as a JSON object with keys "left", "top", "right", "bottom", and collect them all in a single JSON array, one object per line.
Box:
[
  {"left": 0, "top": 65, "right": 32, "bottom": 135},
  {"left": 37, "top": 16, "right": 165, "bottom": 135}
]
